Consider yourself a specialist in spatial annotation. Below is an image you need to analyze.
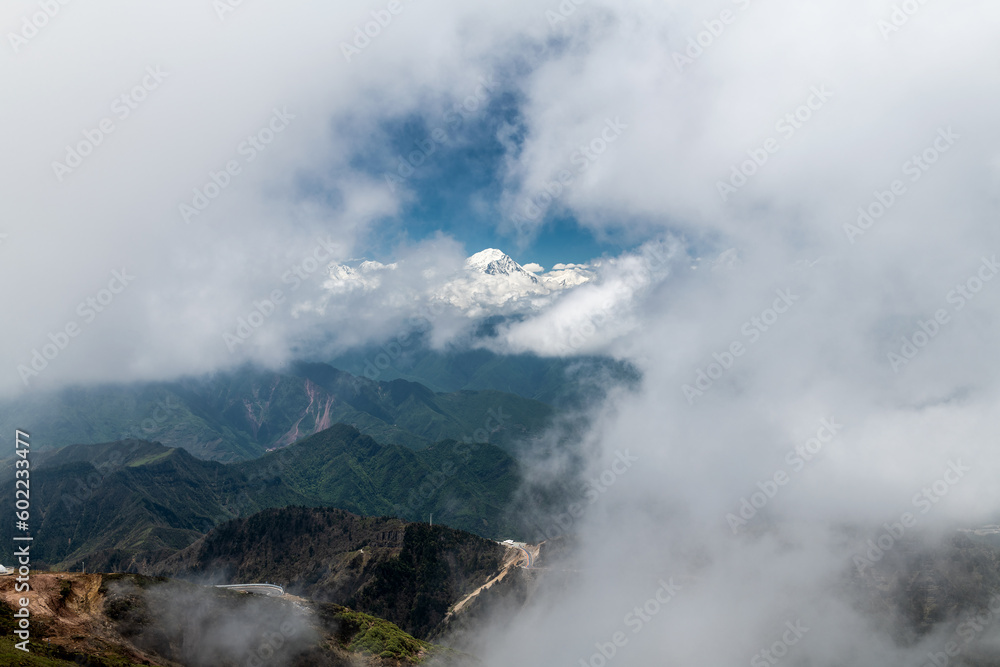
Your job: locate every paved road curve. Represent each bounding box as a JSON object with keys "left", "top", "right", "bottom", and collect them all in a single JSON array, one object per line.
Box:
[
  {"left": 499, "top": 541, "right": 534, "bottom": 568},
  {"left": 214, "top": 583, "right": 285, "bottom": 597}
]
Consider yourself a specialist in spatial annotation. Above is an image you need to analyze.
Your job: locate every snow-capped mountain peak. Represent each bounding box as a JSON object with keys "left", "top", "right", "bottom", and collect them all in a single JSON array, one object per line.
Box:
[
  {"left": 317, "top": 247, "right": 593, "bottom": 316},
  {"left": 466, "top": 248, "right": 538, "bottom": 283},
  {"left": 358, "top": 260, "right": 396, "bottom": 272}
]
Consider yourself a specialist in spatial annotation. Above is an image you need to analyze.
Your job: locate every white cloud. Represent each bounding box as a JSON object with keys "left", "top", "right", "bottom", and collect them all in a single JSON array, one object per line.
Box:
[{"left": 0, "top": 0, "right": 540, "bottom": 395}]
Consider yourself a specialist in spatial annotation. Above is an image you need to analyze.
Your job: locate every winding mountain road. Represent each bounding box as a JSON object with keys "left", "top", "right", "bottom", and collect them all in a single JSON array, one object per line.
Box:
[
  {"left": 516, "top": 545, "right": 533, "bottom": 568},
  {"left": 214, "top": 583, "right": 285, "bottom": 597}
]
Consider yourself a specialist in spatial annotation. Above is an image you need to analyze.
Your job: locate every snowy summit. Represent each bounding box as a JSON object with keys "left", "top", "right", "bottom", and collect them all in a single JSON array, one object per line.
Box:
[{"left": 466, "top": 249, "right": 539, "bottom": 284}]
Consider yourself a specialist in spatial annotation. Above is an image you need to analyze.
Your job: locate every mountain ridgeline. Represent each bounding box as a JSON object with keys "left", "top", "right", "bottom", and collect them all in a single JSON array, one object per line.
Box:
[
  {"left": 151, "top": 506, "right": 509, "bottom": 640},
  {"left": 0, "top": 360, "right": 553, "bottom": 461},
  {"left": 331, "top": 342, "right": 640, "bottom": 409},
  {"left": 0, "top": 424, "right": 522, "bottom": 571}
]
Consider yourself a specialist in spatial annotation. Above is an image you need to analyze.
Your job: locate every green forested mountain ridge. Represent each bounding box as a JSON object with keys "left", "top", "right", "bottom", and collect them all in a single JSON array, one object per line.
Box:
[
  {"left": 239, "top": 423, "right": 521, "bottom": 531},
  {"left": 330, "top": 344, "right": 640, "bottom": 408},
  {"left": 1, "top": 442, "right": 299, "bottom": 571},
  {"left": 151, "top": 506, "right": 508, "bottom": 640},
  {"left": 0, "top": 424, "right": 521, "bottom": 570},
  {"left": 0, "top": 361, "right": 553, "bottom": 461}
]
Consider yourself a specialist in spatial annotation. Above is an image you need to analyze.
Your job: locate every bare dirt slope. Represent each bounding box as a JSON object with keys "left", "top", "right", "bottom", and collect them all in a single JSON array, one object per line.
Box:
[
  {"left": 0, "top": 572, "right": 469, "bottom": 666},
  {"left": 444, "top": 543, "right": 537, "bottom": 622},
  {"left": 0, "top": 572, "right": 170, "bottom": 665}
]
